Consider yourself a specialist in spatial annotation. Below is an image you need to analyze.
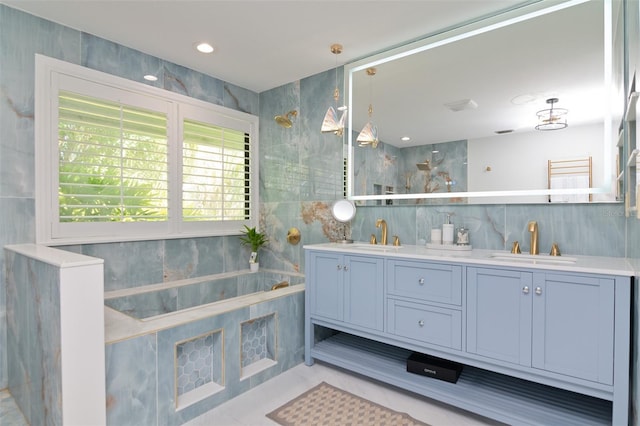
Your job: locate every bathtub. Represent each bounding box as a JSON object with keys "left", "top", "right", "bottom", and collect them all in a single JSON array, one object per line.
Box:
[
  {"left": 104, "top": 269, "right": 303, "bottom": 321},
  {"left": 103, "top": 269, "right": 305, "bottom": 425}
]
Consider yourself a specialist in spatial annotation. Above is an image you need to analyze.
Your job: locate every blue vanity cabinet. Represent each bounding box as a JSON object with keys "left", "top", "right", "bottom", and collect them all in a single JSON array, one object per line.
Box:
[
  {"left": 306, "top": 250, "right": 384, "bottom": 331},
  {"left": 304, "top": 245, "right": 631, "bottom": 425},
  {"left": 467, "top": 267, "right": 615, "bottom": 385}
]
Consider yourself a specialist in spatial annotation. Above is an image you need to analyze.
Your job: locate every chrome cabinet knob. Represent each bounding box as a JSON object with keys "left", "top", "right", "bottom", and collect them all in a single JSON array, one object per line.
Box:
[
  {"left": 343, "top": 265, "right": 349, "bottom": 271},
  {"left": 418, "top": 278, "right": 425, "bottom": 285},
  {"left": 535, "top": 287, "right": 542, "bottom": 295},
  {"left": 337, "top": 265, "right": 342, "bottom": 270},
  {"left": 523, "top": 286, "right": 530, "bottom": 294},
  {"left": 418, "top": 320, "right": 425, "bottom": 327}
]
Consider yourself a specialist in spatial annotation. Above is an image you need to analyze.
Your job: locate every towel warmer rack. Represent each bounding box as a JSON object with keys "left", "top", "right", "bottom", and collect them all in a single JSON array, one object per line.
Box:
[{"left": 547, "top": 157, "right": 592, "bottom": 202}]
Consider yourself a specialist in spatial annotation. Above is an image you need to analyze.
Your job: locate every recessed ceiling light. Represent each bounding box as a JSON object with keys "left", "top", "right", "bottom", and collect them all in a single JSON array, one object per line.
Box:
[
  {"left": 195, "top": 42, "right": 214, "bottom": 54},
  {"left": 444, "top": 99, "right": 478, "bottom": 112},
  {"left": 401, "top": 136, "right": 410, "bottom": 141},
  {"left": 143, "top": 74, "right": 158, "bottom": 81},
  {"left": 432, "top": 150, "right": 439, "bottom": 153},
  {"left": 511, "top": 93, "right": 539, "bottom": 105}
]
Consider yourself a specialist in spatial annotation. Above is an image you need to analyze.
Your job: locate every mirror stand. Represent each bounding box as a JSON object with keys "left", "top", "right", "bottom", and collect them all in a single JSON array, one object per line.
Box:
[{"left": 338, "top": 224, "right": 353, "bottom": 244}]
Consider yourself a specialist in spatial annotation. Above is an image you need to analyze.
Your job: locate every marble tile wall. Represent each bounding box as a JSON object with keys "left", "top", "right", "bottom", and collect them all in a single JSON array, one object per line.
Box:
[
  {"left": 105, "top": 334, "right": 157, "bottom": 426},
  {"left": 1, "top": 3, "right": 638, "bottom": 419},
  {"left": 5, "top": 250, "right": 62, "bottom": 425}
]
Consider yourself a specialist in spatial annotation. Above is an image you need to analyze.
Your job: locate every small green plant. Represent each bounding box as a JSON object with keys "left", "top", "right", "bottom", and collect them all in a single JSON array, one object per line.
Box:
[{"left": 239, "top": 225, "right": 268, "bottom": 262}]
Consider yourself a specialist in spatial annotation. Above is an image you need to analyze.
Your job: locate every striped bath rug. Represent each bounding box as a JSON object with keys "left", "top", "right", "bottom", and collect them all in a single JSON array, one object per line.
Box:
[{"left": 266, "top": 381, "right": 428, "bottom": 426}]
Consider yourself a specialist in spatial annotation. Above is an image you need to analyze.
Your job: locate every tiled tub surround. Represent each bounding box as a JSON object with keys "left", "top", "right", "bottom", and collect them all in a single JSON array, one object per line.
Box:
[{"left": 105, "top": 271, "right": 305, "bottom": 426}]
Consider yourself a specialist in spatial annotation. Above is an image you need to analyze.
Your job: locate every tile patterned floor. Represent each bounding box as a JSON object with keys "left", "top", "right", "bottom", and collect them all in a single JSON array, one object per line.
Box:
[
  {"left": 185, "top": 362, "right": 501, "bottom": 426},
  {"left": 1, "top": 362, "right": 501, "bottom": 425}
]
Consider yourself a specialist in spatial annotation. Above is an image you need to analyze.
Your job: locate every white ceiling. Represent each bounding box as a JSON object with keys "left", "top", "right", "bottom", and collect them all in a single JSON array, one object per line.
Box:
[
  {"left": 3, "top": 0, "right": 528, "bottom": 93},
  {"left": 3, "top": 0, "right": 612, "bottom": 147}
]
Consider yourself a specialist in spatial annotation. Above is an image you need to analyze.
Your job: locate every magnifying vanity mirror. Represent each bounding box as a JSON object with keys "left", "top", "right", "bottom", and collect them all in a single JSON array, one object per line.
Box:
[
  {"left": 331, "top": 199, "right": 356, "bottom": 243},
  {"left": 345, "top": 0, "right": 625, "bottom": 205}
]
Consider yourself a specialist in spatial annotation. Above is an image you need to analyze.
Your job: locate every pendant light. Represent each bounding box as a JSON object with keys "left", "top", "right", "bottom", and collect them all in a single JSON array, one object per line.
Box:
[
  {"left": 357, "top": 67, "right": 379, "bottom": 148},
  {"left": 535, "top": 97, "right": 568, "bottom": 130},
  {"left": 321, "top": 44, "right": 347, "bottom": 136}
]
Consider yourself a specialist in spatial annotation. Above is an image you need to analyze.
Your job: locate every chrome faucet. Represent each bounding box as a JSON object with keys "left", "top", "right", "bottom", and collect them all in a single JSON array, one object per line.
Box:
[
  {"left": 527, "top": 220, "right": 539, "bottom": 255},
  {"left": 375, "top": 219, "right": 388, "bottom": 245}
]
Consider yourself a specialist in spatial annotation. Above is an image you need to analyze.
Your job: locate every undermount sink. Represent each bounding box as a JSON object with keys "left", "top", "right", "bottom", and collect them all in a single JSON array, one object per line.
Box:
[
  {"left": 350, "top": 244, "right": 403, "bottom": 251},
  {"left": 489, "top": 252, "right": 577, "bottom": 264}
]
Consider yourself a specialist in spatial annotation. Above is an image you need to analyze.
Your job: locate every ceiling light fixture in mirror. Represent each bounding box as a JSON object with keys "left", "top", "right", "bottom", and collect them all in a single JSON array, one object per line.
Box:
[{"left": 535, "top": 98, "right": 568, "bottom": 131}]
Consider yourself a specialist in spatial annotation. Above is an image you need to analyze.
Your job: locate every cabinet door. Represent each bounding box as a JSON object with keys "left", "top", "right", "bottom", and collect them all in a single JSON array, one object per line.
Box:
[
  {"left": 344, "top": 255, "right": 384, "bottom": 331},
  {"left": 308, "top": 252, "right": 343, "bottom": 321},
  {"left": 531, "top": 273, "right": 614, "bottom": 384},
  {"left": 467, "top": 267, "right": 533, "bottom": 366}
]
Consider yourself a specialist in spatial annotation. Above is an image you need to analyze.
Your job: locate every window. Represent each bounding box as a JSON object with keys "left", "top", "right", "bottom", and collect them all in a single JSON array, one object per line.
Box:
[
  {"left": 36, "top": 55, "right": 259, "bottom": 244},
  {"left": 58, "top": 91, "right": 170, "bottom": 223}
]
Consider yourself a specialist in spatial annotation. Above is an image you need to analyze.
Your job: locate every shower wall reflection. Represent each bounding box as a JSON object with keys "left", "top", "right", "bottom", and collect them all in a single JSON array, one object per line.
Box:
[{"left": 353, "top": 138, "right": 467, "bottom": 205}]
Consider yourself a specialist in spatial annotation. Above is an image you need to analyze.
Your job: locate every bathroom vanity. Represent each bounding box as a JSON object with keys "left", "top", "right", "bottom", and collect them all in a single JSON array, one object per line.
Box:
[{"left": 304, "top": 243, "right": 634, "bottom": 425}]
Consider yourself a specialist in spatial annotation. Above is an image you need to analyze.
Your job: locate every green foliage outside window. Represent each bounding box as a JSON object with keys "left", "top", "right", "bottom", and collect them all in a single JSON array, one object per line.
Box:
[
  {"left": 58, "top": 92, "right": 168, "bottom": 222},
  {"left": 57, "top": 91, "right": 251, "bottom": 224}
]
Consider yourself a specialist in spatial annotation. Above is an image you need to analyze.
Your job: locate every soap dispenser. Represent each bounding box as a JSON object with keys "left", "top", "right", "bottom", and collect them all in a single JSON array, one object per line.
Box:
[{"left": 442, "top": 214, "right": 454, "bottom": 245}]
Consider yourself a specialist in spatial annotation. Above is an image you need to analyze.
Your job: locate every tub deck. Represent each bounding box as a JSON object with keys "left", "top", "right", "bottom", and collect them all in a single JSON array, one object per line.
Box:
[{"left": 104, "top": 270, "right": 304, "bottom": 344}]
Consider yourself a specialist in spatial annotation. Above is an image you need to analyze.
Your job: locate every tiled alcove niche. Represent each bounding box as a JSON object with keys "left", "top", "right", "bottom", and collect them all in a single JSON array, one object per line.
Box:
[
  {"left": 240, "top": 314, "right": 277, "bottom": 378},
  {"left": 175, "top": 330, "right": 223, "bottom": 409}
]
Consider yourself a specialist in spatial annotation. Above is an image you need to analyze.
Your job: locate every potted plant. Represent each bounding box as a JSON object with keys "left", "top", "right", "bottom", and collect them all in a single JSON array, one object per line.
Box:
[{"left": 239, "top": 225, "right": 268, "bottom": 272}]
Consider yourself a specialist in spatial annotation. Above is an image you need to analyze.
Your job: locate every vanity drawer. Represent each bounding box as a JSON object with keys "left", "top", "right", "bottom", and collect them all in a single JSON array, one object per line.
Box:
[
  {"left": 387, "top": 260, "right": 462, "bottom": 305},
  {"left": 388, "top": 299, "right": 462, "bottom": 350}
]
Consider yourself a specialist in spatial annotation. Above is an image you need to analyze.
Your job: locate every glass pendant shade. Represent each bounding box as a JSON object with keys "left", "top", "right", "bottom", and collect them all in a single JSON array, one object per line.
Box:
[
  {"left": 535, "top": 98, "right": 568, "bottom": 130},
  {"left": 321, "top": 105, "right": 346, "bottom": 136},
  {"left": 356, "top": 121, "right": 378, "bottom": 148}
]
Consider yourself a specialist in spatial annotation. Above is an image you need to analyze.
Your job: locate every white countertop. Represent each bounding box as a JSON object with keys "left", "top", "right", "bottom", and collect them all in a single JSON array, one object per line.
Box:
[{"left": 304, "top": 243, "right": 636, "bottom": 277}]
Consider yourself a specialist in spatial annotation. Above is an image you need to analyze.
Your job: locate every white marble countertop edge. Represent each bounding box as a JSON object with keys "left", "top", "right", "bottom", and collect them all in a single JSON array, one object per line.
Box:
[{"left": 304, "top": 243, "right": 636, "bottom": 277}]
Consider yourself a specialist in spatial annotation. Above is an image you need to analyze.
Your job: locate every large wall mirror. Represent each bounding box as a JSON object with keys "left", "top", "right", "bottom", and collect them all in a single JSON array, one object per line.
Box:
[{"left": 346, "top": 0, "right": 625, "bottom": 205}]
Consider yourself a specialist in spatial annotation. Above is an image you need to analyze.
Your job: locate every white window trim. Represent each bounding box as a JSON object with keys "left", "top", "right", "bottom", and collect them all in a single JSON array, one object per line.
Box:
[{"left": 35, "top": 54, "right": 259, "bottom": 245}]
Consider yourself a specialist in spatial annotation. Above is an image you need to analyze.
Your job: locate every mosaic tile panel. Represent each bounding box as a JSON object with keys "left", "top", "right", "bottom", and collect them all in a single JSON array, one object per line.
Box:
[
  {"left": 176, "top": 332, "right": 219, "bottom": 396},
  {"left": 241, "top": 315, "right": 275, "bottom": 368}
]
